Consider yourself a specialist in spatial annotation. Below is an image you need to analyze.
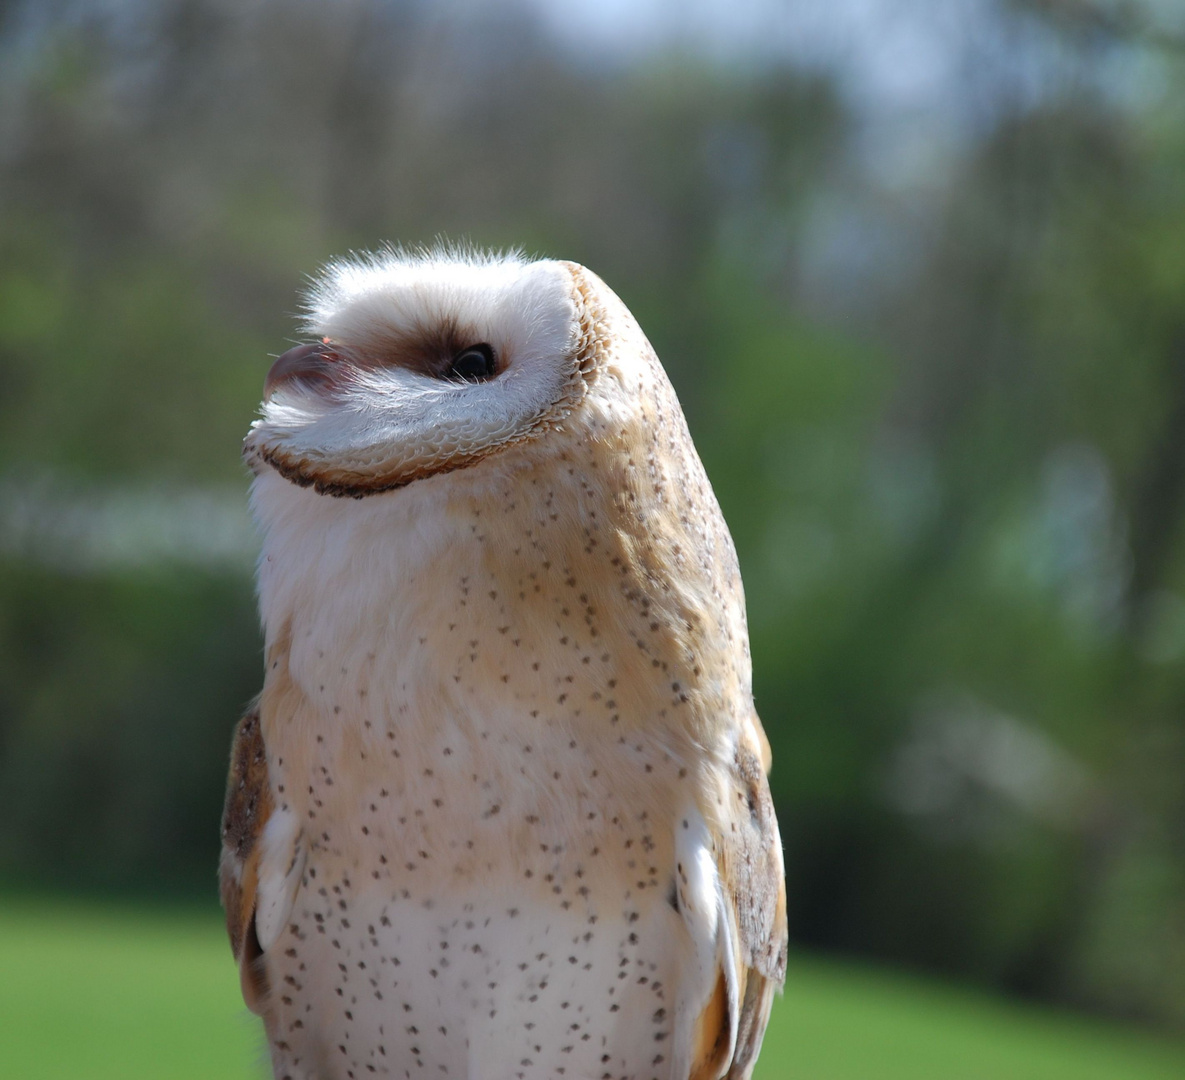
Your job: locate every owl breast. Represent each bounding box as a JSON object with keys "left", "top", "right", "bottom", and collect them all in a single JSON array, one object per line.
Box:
[
  {"left": 265, "top": 751, "right": 687, "bottom": 1080},
  {"left": 252, "top": 429, "right": 724, "bottom": 1080}
]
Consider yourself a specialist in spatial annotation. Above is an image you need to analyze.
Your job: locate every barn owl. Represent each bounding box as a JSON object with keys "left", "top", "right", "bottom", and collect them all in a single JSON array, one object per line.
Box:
[{"left": 221, "top": 246, "right": 787, "bottom": 1080}]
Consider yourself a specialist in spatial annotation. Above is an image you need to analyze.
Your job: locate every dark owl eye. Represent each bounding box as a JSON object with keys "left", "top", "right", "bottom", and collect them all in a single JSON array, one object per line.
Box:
[{"left": 446, "top": 343, "right": 497, "bottom": 382}]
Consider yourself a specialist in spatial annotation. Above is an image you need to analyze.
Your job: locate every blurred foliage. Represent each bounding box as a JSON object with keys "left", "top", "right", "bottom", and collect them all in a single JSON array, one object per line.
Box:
[
  {"left": 1, "top": 0, "right": 1185, "bottom": 1031},
  {"left": 0, "top": 567, "right": 259, "bottom": 890}
]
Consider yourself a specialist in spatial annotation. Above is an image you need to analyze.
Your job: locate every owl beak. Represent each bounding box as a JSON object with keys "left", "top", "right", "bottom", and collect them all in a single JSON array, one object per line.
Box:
[{"left": 264, "top": 341, "right": 344, "bottom": 401}]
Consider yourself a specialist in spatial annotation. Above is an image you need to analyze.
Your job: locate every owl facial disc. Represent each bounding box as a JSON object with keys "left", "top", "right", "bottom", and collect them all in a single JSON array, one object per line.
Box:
[{"left": 244, "top": 251, "right": 600, "bottom": 497}]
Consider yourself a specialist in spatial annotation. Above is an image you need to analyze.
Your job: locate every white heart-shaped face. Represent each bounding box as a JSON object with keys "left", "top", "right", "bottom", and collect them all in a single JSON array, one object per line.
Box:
[{"left": 244, "top": 248, "right": 596, "bottom": 496}]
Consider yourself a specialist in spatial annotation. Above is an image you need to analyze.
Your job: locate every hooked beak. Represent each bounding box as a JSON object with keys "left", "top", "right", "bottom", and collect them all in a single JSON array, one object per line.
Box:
[{"left": 263, "top": 341, "right": 345, "bottom": 401}]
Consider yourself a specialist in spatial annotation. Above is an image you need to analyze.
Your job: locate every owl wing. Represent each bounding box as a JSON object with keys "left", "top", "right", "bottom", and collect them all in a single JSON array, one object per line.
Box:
[
  {"left": 219, "top": 704, "right": 306, "bottom": 1015},
  {"left": 681, "top": 719, "right": 788, "bottom": 1080}
]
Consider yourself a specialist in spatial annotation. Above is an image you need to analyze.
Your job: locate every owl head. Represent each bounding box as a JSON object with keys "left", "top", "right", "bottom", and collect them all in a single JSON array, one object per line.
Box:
[
  {"left": 245, "top": 244, "right": 756, "bottom": 776},
  {"left": 243, "top": 246, "right": 623, "bottom": 498}
]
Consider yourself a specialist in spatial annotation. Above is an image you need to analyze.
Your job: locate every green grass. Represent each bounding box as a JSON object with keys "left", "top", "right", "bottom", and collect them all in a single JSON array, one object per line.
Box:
[
  {"left": 758, "top": 958, "right": 1185, "bottom": 1080},
  {"left": 3, "top": 899, "right": 1182, "bottom": 1079},
  {"left": 2, "top": 900, "right": 265, "bottom": 1079}
]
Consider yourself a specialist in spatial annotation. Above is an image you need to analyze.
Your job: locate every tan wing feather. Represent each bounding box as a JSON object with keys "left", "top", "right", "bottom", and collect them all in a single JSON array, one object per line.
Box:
[
  {"left": 219, "top": 705, "right": 275, "bottom": 1015},
  {"left": 690, "top": 726, "right": 789, "bottom": 1080}
]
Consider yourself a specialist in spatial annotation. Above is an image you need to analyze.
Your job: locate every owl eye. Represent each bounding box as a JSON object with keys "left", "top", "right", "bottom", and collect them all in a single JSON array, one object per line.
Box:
[{"left": 446, "top": 343, "right": 497, "bottom": 382}]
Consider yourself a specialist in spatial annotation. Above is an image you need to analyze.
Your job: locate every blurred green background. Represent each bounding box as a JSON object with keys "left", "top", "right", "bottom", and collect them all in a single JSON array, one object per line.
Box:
[{"left": 2, "top": 0, "right": 1185, "bottom": 1075}]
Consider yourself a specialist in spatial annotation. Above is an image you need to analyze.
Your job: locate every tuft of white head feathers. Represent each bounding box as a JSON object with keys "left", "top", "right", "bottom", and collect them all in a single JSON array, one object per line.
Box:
[{"left": 244, "top": 246, "right": 602, "bottom": 497}]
